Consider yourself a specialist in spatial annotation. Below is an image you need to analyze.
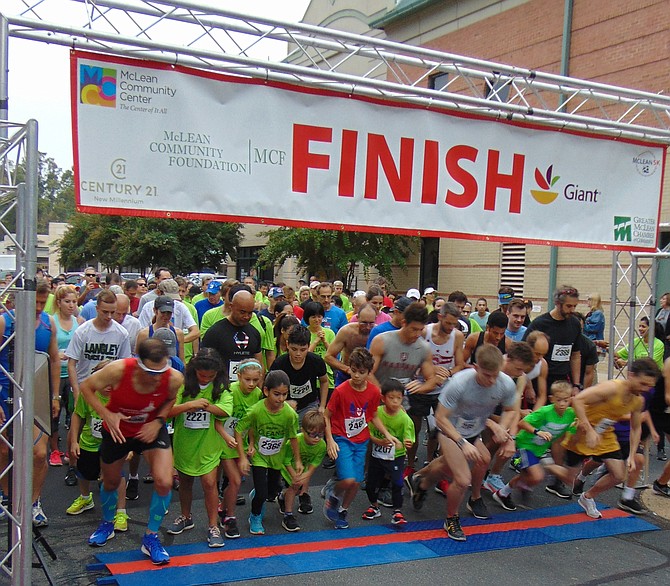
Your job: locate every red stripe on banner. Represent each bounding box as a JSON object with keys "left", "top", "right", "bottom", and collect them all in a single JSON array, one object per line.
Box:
[{"left": 106, "top": 509, "right": 629, "bottom": 575}]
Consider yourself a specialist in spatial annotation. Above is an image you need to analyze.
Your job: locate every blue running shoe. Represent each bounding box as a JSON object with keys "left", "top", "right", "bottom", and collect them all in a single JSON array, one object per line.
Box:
[
  {"left": 323, "top": 485, "right": 340, "bottom": 524},
  {"left": 248, "top": 513, "right": 265, "bottom": 535},
  {"left": 141, "top": 532, "right": 170, "bottom": 565},
  {"left": 334, "top": 509, "right": 349, "bottom": 529},
  {"left": 88, "top": 521, "right": 115, "bottom": 547}
]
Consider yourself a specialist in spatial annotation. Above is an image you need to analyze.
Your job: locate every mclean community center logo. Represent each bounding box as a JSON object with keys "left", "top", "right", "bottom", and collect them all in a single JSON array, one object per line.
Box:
[
  {"left": 80, "top": 65, "right": 117, "bottom": 108},
  {"left": 530, "top": 165, "right": 560, "bottom": 204},
  {"left": 613, "top": 216, "right": 632, "bottom": 242}
]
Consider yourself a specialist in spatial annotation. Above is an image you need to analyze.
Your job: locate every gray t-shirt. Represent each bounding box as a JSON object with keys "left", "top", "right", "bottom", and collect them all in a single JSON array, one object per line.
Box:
[
  {"left": 438, "top": 368, "right": 516, "bottom": 438},
  {"left": 374, "top": 330, "right": 431, "bottom": 387}
]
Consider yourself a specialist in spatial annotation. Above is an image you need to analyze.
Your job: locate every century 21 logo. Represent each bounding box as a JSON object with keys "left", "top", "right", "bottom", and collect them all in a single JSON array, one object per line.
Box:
[{"left": 614, "top": 216, "right": 632, "bottom": 242}]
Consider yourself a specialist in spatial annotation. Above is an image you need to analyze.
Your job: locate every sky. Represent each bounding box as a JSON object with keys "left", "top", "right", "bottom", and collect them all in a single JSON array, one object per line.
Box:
[{"left": 6, "top": 0, "right": 310, "bottom": 170}]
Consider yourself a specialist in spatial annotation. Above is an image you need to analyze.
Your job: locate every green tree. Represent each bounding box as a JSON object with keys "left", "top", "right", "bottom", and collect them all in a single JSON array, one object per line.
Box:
[
  {"left": 257, "top": 228, "right": 418, "bottom": 289},
  {"left": 58, "top": 214, "right": 241, "bottom": 275}
]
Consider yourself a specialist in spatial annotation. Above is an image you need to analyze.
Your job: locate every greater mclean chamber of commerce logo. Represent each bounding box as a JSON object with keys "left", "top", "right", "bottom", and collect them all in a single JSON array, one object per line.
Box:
[
  {"left": 614, "top": 216, "right": 632, "bottom": 242},
  {"left": 80, "top": 65, "right": 117, "bottom": 108}
]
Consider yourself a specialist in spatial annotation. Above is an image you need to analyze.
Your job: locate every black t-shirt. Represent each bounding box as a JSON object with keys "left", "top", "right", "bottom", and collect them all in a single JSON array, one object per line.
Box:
[
  {"left": 578, "top": 334, "right": 599, "bottom": 385},
  {"left": 270, "top": 352, "right": 326, "bottom": 411},
  {"left": 201, "top": 319, "right": 262, "bottom": 382},
  {"left": 523, "top": 312, "right": 581, "bottom": 377},
  {"left": 472, "top": 331, "right": 506, "bottom": 364}
]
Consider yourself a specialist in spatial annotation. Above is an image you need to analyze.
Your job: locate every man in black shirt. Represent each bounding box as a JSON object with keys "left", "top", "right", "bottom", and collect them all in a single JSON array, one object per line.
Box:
[{"left": 201, "top": 290, "right": 262, "bottom": 383}]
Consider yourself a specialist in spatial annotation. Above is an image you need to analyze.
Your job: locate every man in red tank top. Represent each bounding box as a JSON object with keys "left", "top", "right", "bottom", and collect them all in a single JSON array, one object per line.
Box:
[{"left": 80, "top": 338, "right": 183, "bottom": 565}]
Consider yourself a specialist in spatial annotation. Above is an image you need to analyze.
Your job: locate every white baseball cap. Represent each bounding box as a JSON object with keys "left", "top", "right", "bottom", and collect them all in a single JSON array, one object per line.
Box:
[
  {"left": 353, "top": 290, "right": 366, "bottom": 299},
  {"left": 406, "top": 288, "right": 421, "bottom": 300}
]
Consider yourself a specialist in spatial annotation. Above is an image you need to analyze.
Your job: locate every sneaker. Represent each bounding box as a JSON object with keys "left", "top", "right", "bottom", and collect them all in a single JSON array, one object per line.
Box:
[
  {"left": 126, "top": 477, "right": 139, "bottom": 500},
  {"left": 444, "top": 515, "right": 466, "bottom": 541},
  {"left": 482, "top": 473, "right": 505, "bottom": 493},
  {"left": 652, "top": 480, "right": 670, "bottom": 498},
  {"left": 435, "top": 479, "right": 450, "bottom": 496},
  {"left": 298, "top": 492, "right": 313, "bottom": 514},
  {"left": 323, "top": 484, "right": 341, "bottom": 523},
  {"left": 88, "top": 521, "right": 115, "bottom": 547},
  {"left": 66, "top": 493, "right": 94, "bottom": 515},
  {"left": 509, "top": 454, "right": 522, "bottom": 473},
  {"left": 167, "top": 514, "right": 195, "bottom": 535},
  {"left": 142, "top": 473, "right": 154, "bottom": 484},
  {"left": 391, "top": 511, "right": 407, "bottom": 526},
  {"left": 362, "top": 505, "right": 381, "bottom": 520},
  {"left": 572, "top": 477, "right": 585, "bottom": 495},
  {"left": 141, "top": 532, "right": 170, "bottom": 565},
  {"left": 322, "top": 456, "right": 336, "bottom": 469},
  {"left": 282, "top": 514, "right": 300, "bottom": 532},
  {"left": 578, "top": 493, "right": 602, "bottom": 519},
  {"left": 249, "top": 513, "right": 265, "bottom": 535},
  {"left": 335, "top": 509, "right": 349, "bottom": 529},
  {"left": 545, "top": 482, "right": 572, "bottom": 499},
  {"left": 492, "top": 490, "right": 517, "bottom": 511},
  {"left": 207, "top": 525, "right": 225, "bottom": 548},
  {"left": 64, "top": 466, "right": 78, "bottom": 486},
  {"left": 658, "top": 448, "right": 668, "bottom": 461},
  {"left": 222, "top": 516, "right": 240, "bottom": 539},
  {"left": 113, "top": 511, "right": 129, "bottom": 532},
  {"left": 402, "top": 466, "right": 415, "bottom": 480},
  {"left": 277, "top": 491, "right": 286, "bottom": 515},
  {"left": 32, "top": 499, "right": 48, "bottom": 527},
  {"left": 405, "top": 473, "right": 427, "bottom": 510},
  {"left": 378, "top": 488, "right": 393, "bottom": 508},
  {"left": 618, "top": 498, "right": 645, "bottom": 515},
  {"left": 49, "top": 451, "right": 63, "bottom": 466},
  {"left": 320, "top": 477, "right": 336, "bottom": 499},
  {"left": 236, "top": 494, "right": 246, "bottom": 506},
  {"left": 466, "top": 497, "right": 490, "bottom": 519}
]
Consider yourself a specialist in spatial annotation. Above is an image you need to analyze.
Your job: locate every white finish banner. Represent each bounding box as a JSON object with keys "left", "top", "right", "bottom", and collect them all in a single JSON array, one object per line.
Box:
[{"left": 72, "top": 51, "right": 666, "bottom": 251}]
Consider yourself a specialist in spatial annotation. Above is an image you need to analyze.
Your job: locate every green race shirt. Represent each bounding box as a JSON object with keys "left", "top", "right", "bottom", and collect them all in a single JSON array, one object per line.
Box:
[
  {"left": 220, "top": 381, "right": 264, "bottom": 459},
  {"left": 369, "top": 405, "right": 415, "bottom": 460},
  {"left": 172, "top": 383, "right": 233, "bottom": 476},
  {"left": 236, "top": 400, "right": 298, "bottom": 469},
  {"left": 74, "top": 391, "right": 109, "bottom": 453},
  {"left": 309, "top": 327, "right": 336, "bottom": 388},
  {"left": 280, "top": 432, "right": 326, "bottom": 484},
  {"left": 516, "top": 404, "right": 576, "bottom": 457}
]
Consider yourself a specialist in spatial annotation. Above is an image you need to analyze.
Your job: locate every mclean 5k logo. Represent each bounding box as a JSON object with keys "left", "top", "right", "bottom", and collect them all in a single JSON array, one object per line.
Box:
[{"left": 613, "top": 216, "right": 632, "bottom": 242}]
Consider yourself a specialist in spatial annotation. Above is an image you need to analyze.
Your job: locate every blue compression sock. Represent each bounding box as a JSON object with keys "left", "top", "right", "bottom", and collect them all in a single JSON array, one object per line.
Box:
[
  {"left": 147, "top": 491, "right": 172, "bottom": 532},
  {"left": 100, "top": 486, "right": 118, "bottom": 523}
]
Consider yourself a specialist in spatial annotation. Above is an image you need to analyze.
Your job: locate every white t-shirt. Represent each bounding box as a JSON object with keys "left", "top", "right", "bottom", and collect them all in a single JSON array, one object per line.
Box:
[
  {"left": 65, "top": 320, "right": 132, "bottom": 382},
  {"left": 138, "top": 299, "right": 197, "bottom": 330},
  {"left": 121, "top": 314, "right": 142, "bottom": 353}
]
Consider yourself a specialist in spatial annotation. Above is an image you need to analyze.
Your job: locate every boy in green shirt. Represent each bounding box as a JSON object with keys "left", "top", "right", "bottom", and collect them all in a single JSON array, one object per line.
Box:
[
  {"left": 277, "top": 410, "right": 327, "bottom": 531},
  {"left": 363, "top": 379, "right": 415, "bottom": 526},
  {"left": 492, "top": 381, "right": 576, "bottom": 511}
]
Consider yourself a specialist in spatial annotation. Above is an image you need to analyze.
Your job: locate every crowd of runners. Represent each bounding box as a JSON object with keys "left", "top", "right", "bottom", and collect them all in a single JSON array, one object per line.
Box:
[{"left": 2, "top": 269, "right": 670, "bottom": 565}]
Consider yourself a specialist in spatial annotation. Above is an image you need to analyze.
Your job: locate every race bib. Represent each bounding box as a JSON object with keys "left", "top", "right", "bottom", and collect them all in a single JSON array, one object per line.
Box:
[
  {"left": 551, "top": 344, "right": 572, "bottom": 362},
  {"left": 345, "top": 415, "right": 366, "bottom": 438},
  {"left": 258, "top": 435, "right": 284, "bottom": 456},
  {"left": 455, "top": 416, "right": 477, "bottom": 436},
  {"left": 229, "top": 360, "right": 241, "bottom": 382},
  {"left": 184, "top": 410, "right": 210, "bottom": 430},
  {"left": 290, "top": 381, "right": 312, "bottom": 400},
  {"left": 223, "top": 416, "right": 239, "bottom": 437},
  {"left": 372, "top": 441, "right": 396, "bottom": 461},
  {"left": 90, "top": 417, "right": 103, "bottom": 439}
]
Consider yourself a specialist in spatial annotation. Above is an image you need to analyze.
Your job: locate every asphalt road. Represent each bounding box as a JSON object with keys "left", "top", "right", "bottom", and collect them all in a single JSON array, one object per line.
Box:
[{"left": 3, "top": 431, "right": 670, "bottom": 586}]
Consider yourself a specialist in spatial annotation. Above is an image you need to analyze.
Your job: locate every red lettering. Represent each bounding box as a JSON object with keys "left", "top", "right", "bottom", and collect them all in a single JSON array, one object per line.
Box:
[
  {"left": 445, "top": 145, "right": 478, "bottom": 208},
  {"left": 484, "top": 150, "right": 524, "bottom": 213},
  {"left": 338, "top": 129, "right": 358, "bottom": 198},
  {"left": 292, "top": 124, "right": 332, "bottom": 193},
  {"left": 364, "top": 134, "right": 414, "bottom": 202},
  {"left": 421, "top": 140, "right": 439, "bottom": 204}
]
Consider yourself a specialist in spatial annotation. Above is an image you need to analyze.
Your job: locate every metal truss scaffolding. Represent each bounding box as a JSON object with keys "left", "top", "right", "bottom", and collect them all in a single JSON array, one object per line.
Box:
[
  {"left": 1, "top": 1, "right": 670, "bottom": 583},
  {"left": 3, "top": 0, "right": 670, "bottom": 143},
  {"left": 0, "top": 120, "right": 38, "bottom": 586}
]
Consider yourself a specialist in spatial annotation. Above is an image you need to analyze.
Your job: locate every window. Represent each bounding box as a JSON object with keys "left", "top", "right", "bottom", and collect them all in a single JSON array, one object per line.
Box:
[
  {"left": 500, "top": 243, "right": 525, "bottom": 297},
  {"left": 428, "top": 72, "right": 449, "bottom": 91}
]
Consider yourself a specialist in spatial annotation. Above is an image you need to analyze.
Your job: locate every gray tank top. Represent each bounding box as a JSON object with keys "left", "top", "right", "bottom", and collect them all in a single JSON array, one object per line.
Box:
[{"left": 375, "top": 330, "right": 430, "bottom": 387}]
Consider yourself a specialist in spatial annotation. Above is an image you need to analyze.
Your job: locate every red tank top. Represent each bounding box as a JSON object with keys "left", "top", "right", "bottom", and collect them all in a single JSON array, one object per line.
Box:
[{"left": 104, "top": 358, "right": 171, "bottom": 438}]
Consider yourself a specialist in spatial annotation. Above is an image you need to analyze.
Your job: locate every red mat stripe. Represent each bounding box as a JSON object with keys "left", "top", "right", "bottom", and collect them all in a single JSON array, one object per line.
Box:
[{"left": 107, "top": 508, "right": 628, "bottom": 575}]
